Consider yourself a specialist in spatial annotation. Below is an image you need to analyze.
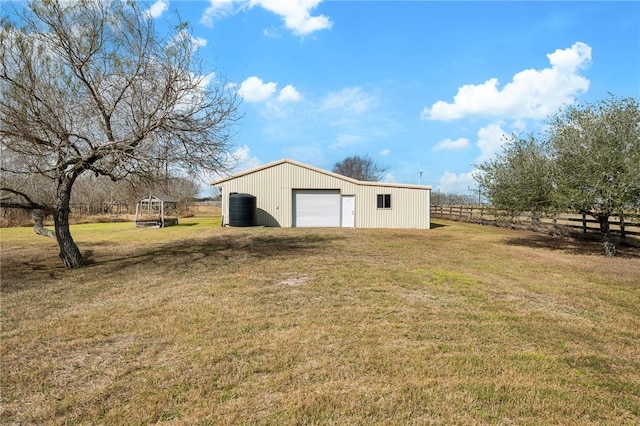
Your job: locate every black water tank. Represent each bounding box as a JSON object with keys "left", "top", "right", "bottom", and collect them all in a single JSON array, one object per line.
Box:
[{"left": 229, "top": 193, "right": 257, "bottom": 227}]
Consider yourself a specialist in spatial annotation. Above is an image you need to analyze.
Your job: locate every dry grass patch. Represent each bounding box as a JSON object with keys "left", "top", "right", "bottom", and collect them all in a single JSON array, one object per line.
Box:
[{"left": 1, "top": 218, "right": 639, "bottom": 424}]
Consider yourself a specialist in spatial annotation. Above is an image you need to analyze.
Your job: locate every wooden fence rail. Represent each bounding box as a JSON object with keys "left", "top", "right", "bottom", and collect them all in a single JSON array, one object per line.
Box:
[
  {"left": 70, "top": 203, "right": 132, "bottom": 216},
  {"left": 430, "top": 205, "right": 640, "bottom": 240}
]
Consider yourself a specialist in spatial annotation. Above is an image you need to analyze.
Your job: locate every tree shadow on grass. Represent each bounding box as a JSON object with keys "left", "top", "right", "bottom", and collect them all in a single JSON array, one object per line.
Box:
[
  {"left": 0, "top": 232, "right": 345, "bottom": 293},
  {"left": 504, "top": 233, "right": 640, "bottom": 259},
  {"left": 92, "top": 232, "right": 345, "bottom": 273}
]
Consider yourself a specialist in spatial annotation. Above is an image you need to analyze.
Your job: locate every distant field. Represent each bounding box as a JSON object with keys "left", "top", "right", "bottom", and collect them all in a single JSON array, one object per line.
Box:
[{"left": 1, "top": 218, "right": 639, "bottom": 424}]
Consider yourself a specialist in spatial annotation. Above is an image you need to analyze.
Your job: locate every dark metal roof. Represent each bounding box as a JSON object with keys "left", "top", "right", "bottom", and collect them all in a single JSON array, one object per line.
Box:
[{"left": 137, "top": 194, "right": 178, "bottom": 203}]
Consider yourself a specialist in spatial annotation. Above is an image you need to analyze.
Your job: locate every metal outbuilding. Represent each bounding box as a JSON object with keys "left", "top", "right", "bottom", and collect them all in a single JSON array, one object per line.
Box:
[{"left": 211, "top": 159, "right": 431, "bottom": 229}]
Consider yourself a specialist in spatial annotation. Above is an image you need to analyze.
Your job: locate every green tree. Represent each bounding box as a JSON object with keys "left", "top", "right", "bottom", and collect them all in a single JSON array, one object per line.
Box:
[
  {"left": 476, "top": 134, "right": 555, "bottom": 220},
  {"left": 549, "top": 95, "right": 640, "bottom": 255},
  {"left": 475, "top": 95, "right": 640, "bottom": 256},
  {"left": 332, "top": 155, "right": 388, "bottom": 181},
  {"left": 0, "top": 0, "right": 239, "bottom": 268}
]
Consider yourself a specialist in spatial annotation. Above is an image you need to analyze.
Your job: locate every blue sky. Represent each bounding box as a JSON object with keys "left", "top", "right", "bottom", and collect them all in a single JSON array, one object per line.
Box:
[{"left": 147, "top": 1, "right": 639, "bottom": 195}]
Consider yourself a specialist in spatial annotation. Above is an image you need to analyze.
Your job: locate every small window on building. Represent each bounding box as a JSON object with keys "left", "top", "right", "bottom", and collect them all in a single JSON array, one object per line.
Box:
[{"left": 377, "top": 194, "right": 391, "bottom": 209}]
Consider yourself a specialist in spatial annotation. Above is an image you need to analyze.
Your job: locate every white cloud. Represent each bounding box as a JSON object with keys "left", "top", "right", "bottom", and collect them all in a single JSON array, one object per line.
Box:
[
  {"left": 278, "top": 85, "right": 303, "bottom": 102},
  {"left": 314, "top": 87, "right": 392, "bottom": 148},
  {"left": 172, "top": 30, "right": 207, "bottom": 51},
  {"left": 255, "top": 0, "right": 332, "bottom": 36},
  {"left": 380, "top": 149, "right": 390, "bottom": 156},
  {"left": 432, "top": 123, "right": 511, "bottom": 193},
  {"left": 437, "top": 170, "right": 478, "bottom": 193},
  {"left": 238, "top": 76, "right": 277, "bottom": 103},
  {"left": 422, "top": 42, "right": 592, "bottom": 121},
  {"left": 237, "top": 77, "right": 303, "bottom": 105},
  {"left": 433, "top": 137, "right": 470, "bottom": 151},
  {"left": 322, "top": 87, "right": 378, "bottom": 115},
  {"left": 231, "top": 145, "right": 263, "bottom": 171},
  {"left": 191, "top": 36, "right": 207, "bottom": 50},
  {"left": 201, "top": 0, "right": 243, "bottom": 26},
  {"left": 144, "top": 0, "right": 168, "bottom": 19},
  {"left": 209, "top": 145, "right": 262, "bottom": 184},
  {"left": 476, "top": 122, "right": 509, "bottom": 164},
  {"left": 195, "top": 72, "right": 216, "bottom": 90},
  {"left": 511, "top": 118, "right": 528, "bottom": 134},
  {"left": 246, "top": 84, "right": 394, "bottom": 160},
  {"left": 201, "top": 0, "right": 331, "bottom": 36}
]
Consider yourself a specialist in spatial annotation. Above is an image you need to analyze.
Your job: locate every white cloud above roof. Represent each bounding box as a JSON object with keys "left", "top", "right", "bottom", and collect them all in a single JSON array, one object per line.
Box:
[
  {"left": 201, "top": 0, "right": 331, "bottom": 36},
  {"left": 422, "top": 42, "right": 592, "bottom": 121},
  {"left": 232, "top": 145, "right": 263, "bottom": 171}
]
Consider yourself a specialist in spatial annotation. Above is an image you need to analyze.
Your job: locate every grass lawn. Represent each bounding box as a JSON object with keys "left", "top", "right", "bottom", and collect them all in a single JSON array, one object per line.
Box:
[{"left": 1, "top": 217, "right": 639, "bottom": 425}]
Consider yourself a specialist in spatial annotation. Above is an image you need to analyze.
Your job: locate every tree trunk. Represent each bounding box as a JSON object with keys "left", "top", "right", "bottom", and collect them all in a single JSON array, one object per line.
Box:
[
  {"left": 54, "top": 175, "right": 85, "bottom": 268},
  {"left": 597, "top": 214, "right": 616, "bottom": 257},
  {"left": 54, "top": 206, "right": 85, "bottom": 268}
]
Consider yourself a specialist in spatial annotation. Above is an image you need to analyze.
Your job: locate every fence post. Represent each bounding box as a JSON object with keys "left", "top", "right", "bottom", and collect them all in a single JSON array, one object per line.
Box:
[
  {"left": 582, "top": 213, "right": 587, "bottom": 234},
  {"left": 620, "top": 211, "right": 626, "bottom": 239}
]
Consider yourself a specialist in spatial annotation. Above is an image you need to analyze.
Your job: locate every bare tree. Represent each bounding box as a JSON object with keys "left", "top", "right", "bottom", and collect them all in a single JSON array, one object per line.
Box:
[
  {"left": 332, "top": 155, "right": 388, "bottom": 181},
  {"left": 431, "top": 191, "right": 476, "bottom": 206},
  {"left": 0, "top": 0, "right": 240, "bottom": 268}
]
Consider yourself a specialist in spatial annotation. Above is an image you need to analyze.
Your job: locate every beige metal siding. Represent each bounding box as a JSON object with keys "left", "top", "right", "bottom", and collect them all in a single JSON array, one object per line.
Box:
[
  {"left": 215, "top": 160, "right": 430, "bottom": 229},
  {"left": 354, "top": 185, "right": 430, "bottom": 229},
  {"left": 219, "top": 162, "right": 358, "bottom": 227}
]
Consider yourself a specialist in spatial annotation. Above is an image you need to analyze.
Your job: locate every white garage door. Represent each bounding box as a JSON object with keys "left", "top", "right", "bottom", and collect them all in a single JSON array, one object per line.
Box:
[{"left": 293, "top": 190, "right": 341, "bottom": 227}]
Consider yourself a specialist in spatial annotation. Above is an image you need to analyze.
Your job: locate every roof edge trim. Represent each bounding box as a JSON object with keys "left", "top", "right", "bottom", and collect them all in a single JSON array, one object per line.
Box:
[{"left": 210, "top": 158, "right": 432, "bottom": 190}]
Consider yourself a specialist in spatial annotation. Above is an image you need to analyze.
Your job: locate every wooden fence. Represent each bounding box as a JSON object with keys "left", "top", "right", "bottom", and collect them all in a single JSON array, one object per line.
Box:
[
  {"left": 431, "top": 205, "right": 640, "bottom": 241},
  {"left": 70, "top": 203, "right": 132, "bottom": 216}
]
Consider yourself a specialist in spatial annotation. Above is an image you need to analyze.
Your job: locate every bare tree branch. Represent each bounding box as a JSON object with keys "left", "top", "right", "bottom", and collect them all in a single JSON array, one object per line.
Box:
[{"left": 1, "top": 0, "right": 240, "bottom": 268}]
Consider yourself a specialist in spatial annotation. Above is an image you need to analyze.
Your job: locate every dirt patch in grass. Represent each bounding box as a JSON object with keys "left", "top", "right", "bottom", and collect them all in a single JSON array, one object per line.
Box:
[{"left": 1, "top": 219, "right": 639, "bottom": 424}]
